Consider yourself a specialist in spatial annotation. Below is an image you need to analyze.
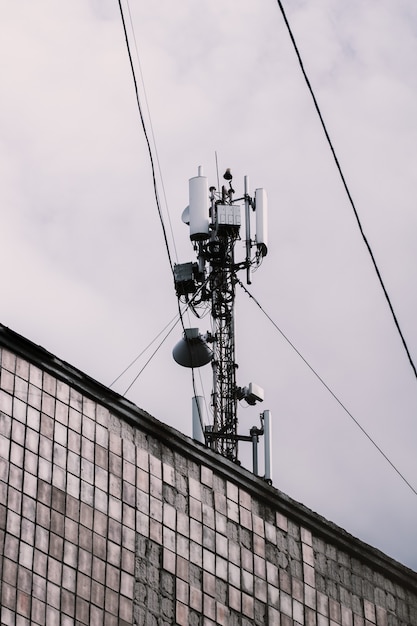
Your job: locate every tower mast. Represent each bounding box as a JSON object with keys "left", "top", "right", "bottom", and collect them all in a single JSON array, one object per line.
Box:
[
  {"left": 208, "top": 181, "right": 239, "bottom": 460},
  {"left": 173, "top": 166, "right": 270, "bottom": 469}
]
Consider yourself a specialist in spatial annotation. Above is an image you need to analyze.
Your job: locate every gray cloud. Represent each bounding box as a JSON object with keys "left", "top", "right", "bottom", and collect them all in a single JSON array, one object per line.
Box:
[{"left": 0, "top": 1, "right": 416, "bottom": 569}]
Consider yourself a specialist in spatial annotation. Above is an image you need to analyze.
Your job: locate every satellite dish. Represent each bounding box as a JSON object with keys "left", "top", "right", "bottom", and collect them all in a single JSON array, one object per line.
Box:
[{"left": 173, "top": 328, "right": 212, "bottom": 368}]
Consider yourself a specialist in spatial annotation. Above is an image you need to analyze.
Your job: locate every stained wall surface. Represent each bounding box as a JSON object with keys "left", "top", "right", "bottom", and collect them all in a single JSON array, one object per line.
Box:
[{"left": 0, "top": 333, "right": 416, "bottom": 626}]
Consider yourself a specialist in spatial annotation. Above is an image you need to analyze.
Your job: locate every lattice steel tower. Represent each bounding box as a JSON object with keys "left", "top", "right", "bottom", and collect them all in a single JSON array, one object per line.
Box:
[{"left": 173, "top": 166, "right": 271, "bottom": 469}]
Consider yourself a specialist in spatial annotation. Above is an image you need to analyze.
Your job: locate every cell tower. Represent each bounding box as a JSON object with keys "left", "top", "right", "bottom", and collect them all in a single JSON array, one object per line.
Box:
[{"left": 173, "top": 166, "right": 272, "bottom": 479}]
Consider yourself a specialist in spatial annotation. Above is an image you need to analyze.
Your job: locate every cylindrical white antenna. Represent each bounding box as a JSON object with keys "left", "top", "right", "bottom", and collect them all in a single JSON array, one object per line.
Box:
[
  {"left": 189, "top": 168, "right": 210, "bottom": 241},
  {"left": 192, "top": 396, "right": 205, "bottom": 444},
  {"left": 255, "top": 188, "right": 268, "bottom": 256},
  {"left": 263, "top": 409, "right": 272, "bottom": 482}
]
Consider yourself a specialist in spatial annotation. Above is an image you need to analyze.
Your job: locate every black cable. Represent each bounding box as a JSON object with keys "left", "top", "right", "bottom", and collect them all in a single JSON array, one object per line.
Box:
[
  {"left": 237, "top": 278, "right": 417, "bottom": 497},
  {"left": 275, "top": 0, "right": 417, "bottom": 380},
  {"left": 121, "top": 277, "right": 212, "bottom": 402},
  {"left": 109, "top": 312, "right": 180, "bottom": 388},
  {"left": 118, "top": 2, "right": 204, "bottom": 413},
  {"left": 125, "top": 0, "right": 179, "bottom": 263},
  {"left": 117, "top": 0, "right": 174, "bottom": 273},
  {"left": 123, "top": 317, "right": 180, "bottom": 395},
  {"left": 176, "top": 276, "right": 213, "bottom": 429}
]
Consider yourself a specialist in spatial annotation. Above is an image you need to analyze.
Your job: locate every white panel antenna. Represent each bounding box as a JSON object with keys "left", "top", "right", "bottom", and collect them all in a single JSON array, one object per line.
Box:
[
  {"left": 255, "top": 188, "right": 268, "bottom": 257},
  {"left": 189, "top": 166, "right": 210, "bottom": 241}
]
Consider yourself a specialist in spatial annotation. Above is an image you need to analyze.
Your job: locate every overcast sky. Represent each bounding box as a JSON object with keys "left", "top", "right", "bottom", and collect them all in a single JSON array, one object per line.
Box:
[{"left": 1, "top": 1, "right": 416, "bottom": 570}]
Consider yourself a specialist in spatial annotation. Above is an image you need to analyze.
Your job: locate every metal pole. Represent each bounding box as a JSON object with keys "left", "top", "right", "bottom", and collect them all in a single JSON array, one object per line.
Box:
[
  {"left": 263, "top": 410, "right": 272, "bottom": 482},
  {"left": 251, "top": 427, "right": 259, "bottom": 476},
  {"left": 244, "top": 175, "right": 251, "bottom": 285},
  {"left": 192, "top": 396, "right": 205, "bottom": 444}
]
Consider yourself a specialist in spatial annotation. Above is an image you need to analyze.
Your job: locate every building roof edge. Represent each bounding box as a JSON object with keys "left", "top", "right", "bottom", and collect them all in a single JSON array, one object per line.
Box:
[{"left": 0, "top": 323, "right": 416, "bottom": 589}]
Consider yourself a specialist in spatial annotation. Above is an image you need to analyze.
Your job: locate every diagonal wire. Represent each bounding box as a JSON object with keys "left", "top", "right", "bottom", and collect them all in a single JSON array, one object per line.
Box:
[
  {"left": 122, "top": 315, "right": 181, "bottom": 395},
  {"left": 118, "top": 2, "right": 205, "bottom": 414},
  {"left": 109, "top": 312, "right": 180, "bottom": 388},
  {"left": 275, "top": 0, "right": 417, "bottom": 380},
  {"left": 125, "top": 0, "right": 179, "bottom": 263},
  {"left": 237, "top": 278, "right": 417, "bottom": 497},
  {"left": 121, "top": 276, "right": 212, "bottom": 397},
  {"left": 117, "top": 0, "right": 174, "bottom": 273},
  {"left": 118, "top": 1, "right": 204, "bottom": 409}
]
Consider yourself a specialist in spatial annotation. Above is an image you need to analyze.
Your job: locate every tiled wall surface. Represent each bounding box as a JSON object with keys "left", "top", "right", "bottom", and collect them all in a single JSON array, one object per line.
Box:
[{"left": 0, "top": 347, "right": 416, "bottom": 625}]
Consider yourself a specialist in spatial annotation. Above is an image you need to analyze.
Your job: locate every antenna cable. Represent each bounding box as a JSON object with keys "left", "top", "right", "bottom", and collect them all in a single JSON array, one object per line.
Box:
[{"left": 237, "top": 278, "right": 417, "bottom": 498}]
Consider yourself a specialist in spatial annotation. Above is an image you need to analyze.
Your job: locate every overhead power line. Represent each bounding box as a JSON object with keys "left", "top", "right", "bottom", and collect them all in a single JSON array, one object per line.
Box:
[
  {"left": 124, "top": 1, "right": 179, "bottom": 263},
  {"left": 237, "top": 278, "right": 417, "bottom": 498},
  {"left": 275, "top": 0, "right": 417, "bottom": 381},
  {"left": 117, "top": 2, "right": 204, "bottom": 407},
  {"left": 112, "top": 273, "right": 212, "bottom": 403},
  {"left": 108, "top": 312, "right": 180, "bottom": 388},
  {"left": 122, "top": 316, "right": 180, "bottom": 396},
  {"left": 117, "top": 0, "right": 174, "bottom": 273}
]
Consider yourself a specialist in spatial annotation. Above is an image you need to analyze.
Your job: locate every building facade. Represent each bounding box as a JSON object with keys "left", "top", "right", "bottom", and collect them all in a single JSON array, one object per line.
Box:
[{"left": 0, "top": 324, "right": 416, "bottom": 625}]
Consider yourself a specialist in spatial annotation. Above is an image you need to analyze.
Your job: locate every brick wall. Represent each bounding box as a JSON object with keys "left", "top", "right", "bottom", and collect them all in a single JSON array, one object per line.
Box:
[{"left": 0, "top": 335, "right": 416, "bottom": 625}]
